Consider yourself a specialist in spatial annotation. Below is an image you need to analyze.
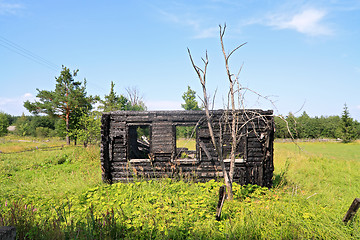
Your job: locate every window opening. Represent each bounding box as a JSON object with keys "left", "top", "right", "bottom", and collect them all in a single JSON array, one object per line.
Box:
[
  {"left": 175, "top": 125, "right": 197, "bottom": 161},
  {"left": 128, "top": 125, "right": 150, "bottom": 160}
]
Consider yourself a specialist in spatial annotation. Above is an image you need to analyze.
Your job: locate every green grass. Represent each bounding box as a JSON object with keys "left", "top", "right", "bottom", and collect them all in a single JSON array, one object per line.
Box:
[
  {"left": 276, "top": 140, "right": 360, "bottom": 161},
  {"left": 0, "top": 135, "right": 66, "bottom": 153},
  {"left": 177, "top": 138, "right": 196, "bottom": 151},
  {"left": 0, "top": 146, "right": 102, "bottom": 202},
  {"left": 0, "top": 137, "right": 359, "bottom": 239},
  {"left": 274, "top": 142, "right": 360, "bottom": 224}
]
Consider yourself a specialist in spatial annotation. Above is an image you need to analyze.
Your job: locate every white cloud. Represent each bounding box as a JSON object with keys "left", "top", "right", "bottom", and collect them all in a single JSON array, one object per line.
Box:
[
  {"left": 23, "top": 93, "right": 33, "bottom": 98},
  {"left": 0, "top": 0, "right": 23, "bottom": 15},
  {"left": 158, "top": 9, "right": 199, "bottom": 28},
  {"left": 193, "top": 27, "right": 218, "bottom": 39},
  {"left": 267, "top": 8, "right": 333, "bottom": 36},
  {"left": 0, "top": 93, "right": 35, "bottom": 115},
  {"left": 157, "top": 8, "right": 217, "bottom": 39}
]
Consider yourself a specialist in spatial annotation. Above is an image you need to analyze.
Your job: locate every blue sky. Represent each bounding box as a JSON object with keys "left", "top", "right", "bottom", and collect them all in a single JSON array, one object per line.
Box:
[{"left": 0, "top": 0, "right": 359, "bottom": 119}]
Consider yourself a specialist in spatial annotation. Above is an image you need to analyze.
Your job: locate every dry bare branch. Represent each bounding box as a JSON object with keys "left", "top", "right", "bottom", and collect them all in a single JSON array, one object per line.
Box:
[
  {"left": 189, "top": 24, "right": 297, "bottom": 201},
  {"left": 187, "top": 47, "right": 233, "bottom": 199}
]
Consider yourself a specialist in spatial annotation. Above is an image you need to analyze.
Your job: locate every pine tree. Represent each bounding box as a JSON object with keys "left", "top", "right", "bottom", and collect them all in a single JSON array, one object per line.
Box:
[
  {"left": 24, "top": 66, "right": 96, "bottom": 144},
  {"left": 99, "top": 81, "right": 146, "bottom": 112},
  {"left": 341, "top": 104, "right": 355, "bottom": 143},
  {"left": 181, "top": 86, "right": 201, "bottom": 110},
  {"left": 98, "top": 81, "right": 131, "bottom": 112}
]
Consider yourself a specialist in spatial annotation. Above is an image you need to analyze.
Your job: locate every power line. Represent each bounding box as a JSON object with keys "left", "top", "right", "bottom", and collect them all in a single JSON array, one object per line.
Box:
[
  {"left": 0, "top": 35, "right": 112, "bottom": 95},
  {"left": 0, "top": 36, "right": 58, "bottom": 68},
  {"left": 0, "top": 35, "right": 59, "bottom": 71},
  {"left": 0, "top": 41, "right": 58, "bottom": 71}
]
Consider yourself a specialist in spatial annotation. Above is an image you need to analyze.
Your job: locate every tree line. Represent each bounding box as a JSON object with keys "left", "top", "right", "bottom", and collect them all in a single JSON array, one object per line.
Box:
[
  {"left": 275, "top": 105, "right": 360, "bottom": 142},
  {"left": 180, "top": 86, "right": 360, "bottom": 143},
  {"left": 0, "top": 66, "right": 358, "bottom": 144}
]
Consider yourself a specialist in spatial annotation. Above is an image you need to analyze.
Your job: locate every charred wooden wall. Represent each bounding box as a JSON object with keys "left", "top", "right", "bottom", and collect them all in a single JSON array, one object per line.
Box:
[{"left": 100, "top": 110, "right": 274, "bottom": 187}]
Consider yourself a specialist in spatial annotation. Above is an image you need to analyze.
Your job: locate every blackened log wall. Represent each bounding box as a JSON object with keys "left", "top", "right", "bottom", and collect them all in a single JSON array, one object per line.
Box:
[{"left": 100, "top": 110, "right": 274, "bottom": 187}]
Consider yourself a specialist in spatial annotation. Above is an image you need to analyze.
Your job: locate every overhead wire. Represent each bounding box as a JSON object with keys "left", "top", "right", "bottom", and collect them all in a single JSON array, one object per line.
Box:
[
  {"left": 0, "top": 35, "right": 109, "bottom": 95},
  {"left": 0, "top": 35, "right": 59, "bottom": 71}
]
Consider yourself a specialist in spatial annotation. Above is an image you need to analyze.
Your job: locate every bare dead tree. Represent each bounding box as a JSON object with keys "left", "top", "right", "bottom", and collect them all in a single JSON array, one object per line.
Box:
[
  {"left": 187, "top": 48, "right": 234, "bottom": 199},
  {"left": 219, "top": 24, "right": 248, "bottom": 186},
  {"left": 188, "top": 24, "right": 303, "bottom": 205},
  {"left": 188, "top": 24, "right": 279, "bottom": 200},
  {"left": 126, "top": 86, "right": 147, "bottom": 110}
]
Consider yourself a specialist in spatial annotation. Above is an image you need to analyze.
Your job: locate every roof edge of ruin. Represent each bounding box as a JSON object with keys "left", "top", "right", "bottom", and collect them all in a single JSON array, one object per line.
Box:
[{"left": 103, "top": 109, "right": 273, "bottom": 115}]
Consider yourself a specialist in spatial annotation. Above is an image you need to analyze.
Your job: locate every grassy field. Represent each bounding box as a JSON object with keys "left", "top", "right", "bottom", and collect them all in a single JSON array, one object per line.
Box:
[
  {"left": 0, "top": 135, "right": 66, "bottom": 154},
  {"left": 177, "top": 138, "right": 196, "bottom": 151},
  {"left": 0, "top": 137, "right": 359, "bottom": 239}
]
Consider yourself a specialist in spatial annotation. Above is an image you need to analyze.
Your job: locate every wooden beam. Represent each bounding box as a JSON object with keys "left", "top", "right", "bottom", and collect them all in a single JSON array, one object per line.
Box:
[
  {"left": 343, "top": 198, "right": 360, "bottom": 223},
  {"left": 199, "top": 141, "right": 213, "bottom": 160},
  {"left": 216, "top": 185, "right": 226, "bottom": 221}
]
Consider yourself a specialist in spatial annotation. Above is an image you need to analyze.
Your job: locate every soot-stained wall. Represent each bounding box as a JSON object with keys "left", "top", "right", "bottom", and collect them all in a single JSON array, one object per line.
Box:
[{"left": 100, "top": 110, "right": 274, "bottom": 187}]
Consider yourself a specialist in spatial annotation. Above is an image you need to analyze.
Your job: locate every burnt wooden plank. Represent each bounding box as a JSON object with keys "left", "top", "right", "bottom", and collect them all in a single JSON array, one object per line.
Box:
[
  {"left": 112, "top": 177, "right": 133, "bottom": 182},
  {"left": 112, "top": 172, "right": 175, "bottom": 179},
  {"left": 247, "top": 139, "right": 263, "bottom": 147},
  {"left": 247, "top": 148, "right": 264, "bottom": 157},
  {"left": 199, "top": 141, "right": 212, "bottom": 161},
  {"left": 152, "top": 139, "right": 173, "bottom": 145},
  {"left": 113, "top": 147, "right": 126, "bottom": 153},
  {"left": 112, "top": 157, "right": 127, "bottom": 162},
  {"left": 111, "top": 161, "right": 129, "bottom": 167}
]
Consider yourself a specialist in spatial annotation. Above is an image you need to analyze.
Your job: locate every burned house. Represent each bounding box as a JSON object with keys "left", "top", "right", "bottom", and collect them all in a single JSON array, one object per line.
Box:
[{"left": 100, "top": 110, "right": 274, "bottom": 187}]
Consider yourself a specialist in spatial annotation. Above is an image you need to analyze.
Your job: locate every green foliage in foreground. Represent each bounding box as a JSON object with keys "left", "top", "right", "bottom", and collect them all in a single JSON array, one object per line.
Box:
[{"left": 0, "top": 140, "right": 359, "bottom": 239}]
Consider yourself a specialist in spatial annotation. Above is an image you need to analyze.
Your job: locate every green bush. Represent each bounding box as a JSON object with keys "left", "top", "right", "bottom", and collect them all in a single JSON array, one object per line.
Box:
[
  {"left": 0, "top": 112, "right": 9, "bottom": 136},
  {"left": 35, "top": 127, "right": 50, "bottom": 138},
  {"left": 14, "top": 115, "right": 31, "bottom": 136}
]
